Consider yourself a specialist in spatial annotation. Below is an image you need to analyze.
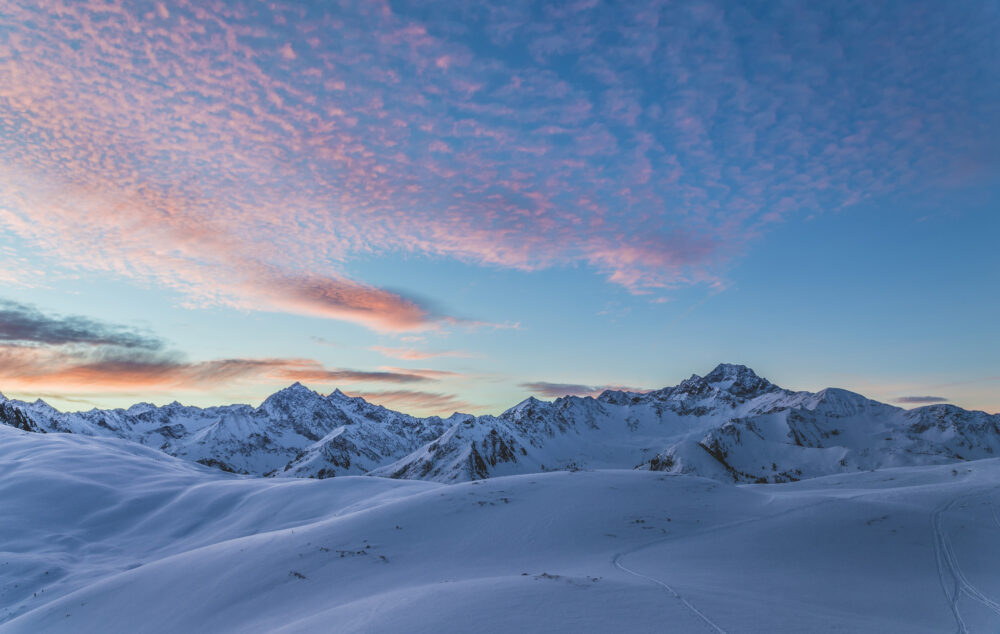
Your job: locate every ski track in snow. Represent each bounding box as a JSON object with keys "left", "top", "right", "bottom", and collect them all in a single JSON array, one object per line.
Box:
[
  {"left": 613, "top": 548, "right": 726, "bottom": 634},
  {"left": 607, "top": 491, "right": 866, "bottom": 634},
  {"left": 931, "top": 491, "right": 1000, "bottom": 634}
]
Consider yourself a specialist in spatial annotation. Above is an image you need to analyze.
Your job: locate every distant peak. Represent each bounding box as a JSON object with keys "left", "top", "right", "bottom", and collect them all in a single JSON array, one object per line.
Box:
[
  {"left": 813, "top": 387, "right": 869, "bottom": 403},
  {"left": 704, "top": 363, "right": 758, "bottom": 381},
  {"left": 703, "top": 363, "right": 774, "bottom": 395},
  {"left": 327, "top": 388, "right": 362, "bottom": 404},
  {"left": 263, "top": 382, "right": 320, "bottom": 405},
  {"left": 518, "top": 396, "right": 546, "bottom": 408},
  {"left": 501, "top": 395, "right": 549, "bottom": 420},
  {"left": 278, "top": 381, "right": 313, "bottom": 394}
]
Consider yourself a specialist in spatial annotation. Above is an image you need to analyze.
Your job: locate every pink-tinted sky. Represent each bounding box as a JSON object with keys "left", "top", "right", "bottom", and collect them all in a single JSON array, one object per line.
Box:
[{"left": 0, "top": 0, "right": 997, "bottom": 414}]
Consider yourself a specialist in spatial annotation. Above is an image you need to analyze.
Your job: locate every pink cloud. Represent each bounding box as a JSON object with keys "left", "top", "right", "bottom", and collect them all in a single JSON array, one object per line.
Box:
[
  {"left": 0, "top": 345, "right": 434, "bottom": 394},
  {"left": 0, "top": 0, "right": 991, "bottom": 323},
  {"left": 341, "top": 389, "right": 476, "bottom": 416}
]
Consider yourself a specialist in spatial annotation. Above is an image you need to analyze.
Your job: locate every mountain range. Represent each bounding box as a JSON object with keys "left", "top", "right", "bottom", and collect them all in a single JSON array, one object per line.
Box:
[{"left": 2, "top": 363, "right": 997, "bottom": 484}]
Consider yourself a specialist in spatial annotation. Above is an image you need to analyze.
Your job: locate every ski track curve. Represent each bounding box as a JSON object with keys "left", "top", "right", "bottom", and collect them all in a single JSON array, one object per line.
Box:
[
  {"left": 613, "top": 549, "right": 726, "bottom": 634},
  {"left": 607, "top": 490, "right": 876, "bottom": 634},
  {"left": 932, "top": 491, "right": 1000, "bottom": 634}
]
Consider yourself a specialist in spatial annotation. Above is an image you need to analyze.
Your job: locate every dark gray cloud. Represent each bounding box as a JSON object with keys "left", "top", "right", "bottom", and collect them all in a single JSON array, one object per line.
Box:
[
  {"left": 522, "top": 382, "right": 598, "bottom": 397},
  {"left": 0, "top": 299, "right": 163, "bottom": 349},
  {"left": 344, "top": 390, "right": 474, "bottom": 415},
  {"left": 896, "top": 396, "right": 949, "bottom": 404},
  {"left": 521, "top": 382, "right": 651, "bottom": 398},
  {"left": 0, "top": 299, "right": 436, "bottom": 391}
]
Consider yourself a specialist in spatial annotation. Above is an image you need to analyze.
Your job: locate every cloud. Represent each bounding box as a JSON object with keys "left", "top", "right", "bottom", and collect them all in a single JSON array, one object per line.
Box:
[
  {"left": 18, "top": 393, "right": 102, "bottom": 408},
  {"left": 521, "top": 381, "right": 651, "bottom": 398},
  {"left": 0, "top": 345, "right": 433, "bottom": 394},
  {"left": 0, "top": 299, "right": 436, "bottom": 394},
  {"left": 274, "top": 363, "right": 431, "bottom": 385},
  {"left": 379, "top": 366, "right": 464, "bottom": 379},
  {"left": 896, "top": 396, "right": 950, "bottom": 404},
  {"left": 370, "top": 346, "right": 472, "bottom": 360},
  {"left": 309, "top": 336, "right": 339, "bottom": 347},
  {"left": 0, "top": 299, "right": 162, "bottom": 349},
  {"left": 342, "top": 390, "right": 475, "bottom": 416},
  {"left": 258, "top": 274, "right": 439, "bottom": 332},
  {"left": 0, "top": 0, "right": 995, "bottom": 323}
]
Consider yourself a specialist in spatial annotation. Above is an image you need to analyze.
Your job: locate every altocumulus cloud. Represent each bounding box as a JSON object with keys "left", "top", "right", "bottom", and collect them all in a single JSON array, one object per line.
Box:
[{"left": 2, "top": 0, "right": 994, "bottom": 331}]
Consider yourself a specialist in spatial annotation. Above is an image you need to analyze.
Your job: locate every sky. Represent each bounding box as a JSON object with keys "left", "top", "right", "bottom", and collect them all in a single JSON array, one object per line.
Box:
[{"left": 0, "top": 0, "right": 997, "bottom": 415}]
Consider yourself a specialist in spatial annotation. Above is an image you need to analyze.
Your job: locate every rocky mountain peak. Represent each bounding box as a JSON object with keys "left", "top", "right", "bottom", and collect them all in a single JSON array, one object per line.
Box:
[
  {"left": 259, "top": 382, "right": 326, "bottom": 414},
  {"left": 702, "top": 363, "right": 774, "bottom": 396}
]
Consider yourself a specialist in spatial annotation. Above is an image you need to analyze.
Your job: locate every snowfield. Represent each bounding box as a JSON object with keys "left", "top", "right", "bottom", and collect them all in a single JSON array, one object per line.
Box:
[{"left": 2, "top": 423, "right": 1000, "bottom": 633}]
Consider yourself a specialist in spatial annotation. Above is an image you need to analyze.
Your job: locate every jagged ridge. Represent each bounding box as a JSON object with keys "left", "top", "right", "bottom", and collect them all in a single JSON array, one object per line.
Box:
[{"left": 2, "top": 364, "right": 998, "bottom": 484}]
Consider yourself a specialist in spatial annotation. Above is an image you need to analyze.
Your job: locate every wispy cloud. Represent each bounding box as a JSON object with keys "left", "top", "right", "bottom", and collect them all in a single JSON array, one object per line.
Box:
[
  {"left": 259, "top": 274, "right": 440, "bottom": 332},
  {"left": 309, "top": 336, "right": 339, "bottom": 347},
  {"left": 521, "top": 381, "right": 651, "bottom": 398},
  {"left": 0, "top": 299, "right": 437, "bottom": 394},
  {"left": 0, "top": 346, "right": 434, "bottom": 393},
  {"left": 896, "top": 396, "right": 949, "bottom": 404},
  {"left": 342, "top": 390, "right": 475, "bottom": 416},
  {"left": 379, "top": 366, "right": 464, "bottom": 379}
]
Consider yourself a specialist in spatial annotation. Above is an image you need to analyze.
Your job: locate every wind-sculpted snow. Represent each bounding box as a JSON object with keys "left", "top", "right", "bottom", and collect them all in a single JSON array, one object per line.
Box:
[
  {"left": 2, "top": 364, "right": 999, "bottom": 484},
  {"left": 3, "top": 423, "right": 1000, "bottom": 633}
]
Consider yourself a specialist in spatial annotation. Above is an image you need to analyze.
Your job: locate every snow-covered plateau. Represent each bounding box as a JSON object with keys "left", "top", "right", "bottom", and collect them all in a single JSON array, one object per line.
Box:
[{"left": 2, "top": 364, "right": 999, "bottom": 632}]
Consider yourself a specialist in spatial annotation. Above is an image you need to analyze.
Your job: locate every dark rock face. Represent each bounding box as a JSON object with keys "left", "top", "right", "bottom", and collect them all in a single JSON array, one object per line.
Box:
[{"left": 0, "top": 402, "right": 44, "bottom": 433}]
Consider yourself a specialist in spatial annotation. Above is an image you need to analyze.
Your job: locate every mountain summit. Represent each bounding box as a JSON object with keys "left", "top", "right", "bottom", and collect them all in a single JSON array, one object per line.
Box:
[
  {"left": 2, "top": 365, "right": 998, "bottom": 484},
  {"left": 702, "top": 363, "right": 775, "bottom": 395}
]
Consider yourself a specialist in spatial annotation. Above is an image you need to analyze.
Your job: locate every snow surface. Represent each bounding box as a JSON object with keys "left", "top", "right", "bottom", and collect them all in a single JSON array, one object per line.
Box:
[
  {"left": 4, "top": 364, "right": 998, "bottom": 485},
  {"left": 2, "top": 423, "right": 1000, "bottom": 633}
]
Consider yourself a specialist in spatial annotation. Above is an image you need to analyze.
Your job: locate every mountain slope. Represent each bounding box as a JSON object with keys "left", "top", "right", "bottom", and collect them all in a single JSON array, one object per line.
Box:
[
  {"left": 0, "top": 384, "right": 452, "bottom": 479},
  {"left": 3, "top": 422, "right": 1000, "bottom": 633},
  {"left": 2, "top": 364, "right": 998, "bottom": 484}
]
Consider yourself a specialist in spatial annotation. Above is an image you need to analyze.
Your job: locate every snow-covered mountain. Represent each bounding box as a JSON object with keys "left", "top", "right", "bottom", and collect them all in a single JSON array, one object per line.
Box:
[
  {"left": 0, "top": 383, "right": 453, "bottom": 479},
  {"left": 2, "top": 364, "right": 998, "bottom": 484},
  {"left": 376, "top": 363, "right": 1000, "bottom": 483}
]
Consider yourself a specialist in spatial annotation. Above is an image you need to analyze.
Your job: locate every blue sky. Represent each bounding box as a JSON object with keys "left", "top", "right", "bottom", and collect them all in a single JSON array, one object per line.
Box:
[{"left": 0, "top": 0, "right": 997, "bottom": 414}]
